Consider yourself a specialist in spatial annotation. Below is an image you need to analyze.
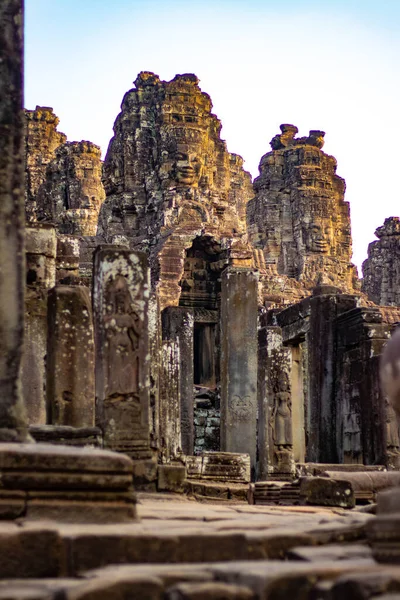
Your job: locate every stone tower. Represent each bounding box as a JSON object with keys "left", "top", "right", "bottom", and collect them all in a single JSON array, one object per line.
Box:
[
  {"left": 25, "top": 106, "right": 67, "bottom": 222},
  {"left": 25, "top": 107, "right": 105, "bottom": 235},
  {"left": 362, "top": 217, "right": 400, "bottom": 306},
  {"left": 36, "top": 141, "right": 105, "bottom": 235},
  {"left": 247, "top": 124, "right": 358, "bottom": 298},
  {"left": 97, "top": 71, "right": 253, "bottom": 310}
]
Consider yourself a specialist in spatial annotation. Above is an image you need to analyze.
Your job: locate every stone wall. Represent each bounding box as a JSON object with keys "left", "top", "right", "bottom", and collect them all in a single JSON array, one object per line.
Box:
[
  {"left": 194, "top": 402, "right": 220, "bottom": 455},
  {"left": 273, "top": 288, "right": 397, "bottom": 468},
  {"left": 362, "top": 217, "right": 400, "bottom": 306}
]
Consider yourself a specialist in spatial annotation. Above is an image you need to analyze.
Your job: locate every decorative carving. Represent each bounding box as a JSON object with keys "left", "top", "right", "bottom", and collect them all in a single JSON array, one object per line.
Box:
[
  {"left": 104, "top": 275, "right": 141, "bottom": 402},
  {"left": 93, "top": 248, "right": 151, "bottom": 459},
  {"left": 270, "top": 372, "right": 293, "bottom": 449},
  {"left": 228, "top": 395, "right": 253, "bottom": 422},
  {"left": 386, "top": 398, "right": 400, "bottom": 453}
]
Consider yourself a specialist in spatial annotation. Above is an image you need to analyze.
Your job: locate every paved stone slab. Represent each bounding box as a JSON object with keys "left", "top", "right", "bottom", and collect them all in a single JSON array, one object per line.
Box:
[
  {"left": 84, "top": 564, "right": 215, "bottom": 587},
  {"left": 331, "top": 567, "right": 400, "bottom": 600},
  {"left": 0, "top": 523, "right": 65, "bottom": 578},
  {"left": 0, "top": 581, "right": 81, "bottom": 600},
  {"left": 165, "top": 581, "right": 254, "bottom": 599},
  {"left": 211, "top": 560, "right": 383, "bottom": 599},
  {"left": 65, "top": 575, "right": 163, "bottom": 600},
  {"left": 287, "top": 543, "right": 373, "bottom": 562}
]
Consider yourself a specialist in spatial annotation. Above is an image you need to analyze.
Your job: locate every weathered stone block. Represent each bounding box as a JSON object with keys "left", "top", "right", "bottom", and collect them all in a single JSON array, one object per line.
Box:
[
  {"left": 47, "top": 286, "right": 95, "bottom": 427},
  {"left": 65, "top": 575, "right": 163, "bottom": 600},
  {"left": 299, "top": 477, "right": 355, "bottom": 509},
  {"left": 165, "top": 582, "right": 254, "bottom": 600},
  {"left": 0, "top": 524, "right": 65, "bottom": 578},
  {"left": 0, "top": 444, "right": 137, "bottom": 523},
  {"left": 158, "top": 465, "right": 187, "bottom": 493}
]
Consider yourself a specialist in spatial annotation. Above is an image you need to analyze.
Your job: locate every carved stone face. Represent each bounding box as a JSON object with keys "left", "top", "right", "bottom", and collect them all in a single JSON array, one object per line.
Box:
[
  {"left": 174, "top": 144, "right": 203, "bottom": 186},
  {"left": 305, "top": 222, "right": 331, "bottom": 253}
]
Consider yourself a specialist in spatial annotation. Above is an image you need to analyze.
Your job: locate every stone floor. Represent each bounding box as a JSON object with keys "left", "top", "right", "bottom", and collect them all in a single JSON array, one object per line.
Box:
[{"left": 1, "top": 491, "right": 400, "bottom": 598}]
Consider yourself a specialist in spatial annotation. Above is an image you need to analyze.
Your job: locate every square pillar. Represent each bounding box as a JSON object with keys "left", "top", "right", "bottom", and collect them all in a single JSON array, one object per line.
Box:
[
  {"left": 93, "top": 247, "right": 151, "bottom": 459},
  {"left": 161, "top": 307, "right": 194, "bottom": 457},
  {"left": 220, "top": 267, "right": 258, "bottom": 472}
]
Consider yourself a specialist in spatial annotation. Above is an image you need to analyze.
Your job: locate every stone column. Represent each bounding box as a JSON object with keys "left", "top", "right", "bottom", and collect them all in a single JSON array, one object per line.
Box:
[
  {"left": 336, "top": 306, "right": 391, "bottom": 466},
  {"left": 56, "top": 235, "right": 80, "bottom": 283},
  {"left": 22, "top": 224, "right": 56, "bottom": 424},
  {"left": 162, "top": 306, "right": 194, "bottom": 456},
  {"left": 220, "top": 267, "right": 258, "bottom": 472},
  {"left": 307, "top": 288, "right": 358, "bottom": 463},
  {"left": 47, "top": 285, "right": 95, "bottom": 427},
  {"left": 159, "top": 337, "right": 181, "bottom": 461},
  {"left": 258, "top": 324, "right": 294, "bottom": 480},
  {"left": 93, "top": 247, "right": 151, "bottom": 459},
  {"left": 0, "top": 0, "right": 28, "bottom": 440}
]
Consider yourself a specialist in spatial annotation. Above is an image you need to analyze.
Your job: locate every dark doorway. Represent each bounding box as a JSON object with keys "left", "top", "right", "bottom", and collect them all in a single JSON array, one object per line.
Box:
[{"left": 194, "top": 323, "right": 216, "bottom": 387}]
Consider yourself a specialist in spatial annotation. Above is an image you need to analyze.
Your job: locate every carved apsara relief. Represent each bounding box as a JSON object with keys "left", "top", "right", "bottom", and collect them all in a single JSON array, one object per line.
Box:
[{"left": 104, "top": 274, "right": 142, "bottom": 408}]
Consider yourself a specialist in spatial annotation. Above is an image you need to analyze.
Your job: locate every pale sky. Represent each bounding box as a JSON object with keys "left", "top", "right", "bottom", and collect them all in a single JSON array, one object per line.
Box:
[{"left": 25, "top": 0, "right": 400, "bottom": 274}]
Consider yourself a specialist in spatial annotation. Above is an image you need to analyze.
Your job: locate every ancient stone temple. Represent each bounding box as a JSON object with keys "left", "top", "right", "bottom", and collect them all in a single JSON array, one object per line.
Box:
[
  {"left": 25, "top": 107, "right": 105, "bottom": 235},
  {"left": 247, "top": 124, "right": 359, "bottom": 304},
  {"left": 362, "top": 217, "right": 400, "bottom": 306},
  {"left": 97, "top": 71, "right": 253, "bottom": 310},
  {"left": 97, "top": 71, "right": 257, "bottom": 463}
]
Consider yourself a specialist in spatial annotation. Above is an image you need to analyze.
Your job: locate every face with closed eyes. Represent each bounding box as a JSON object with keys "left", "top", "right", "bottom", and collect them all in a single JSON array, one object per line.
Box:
[
  {"left": 174, "top": 144, "right": 203, "bottom": 186},
  {"left": 305, "top": 221, "right": 332, "bottom": 253}
]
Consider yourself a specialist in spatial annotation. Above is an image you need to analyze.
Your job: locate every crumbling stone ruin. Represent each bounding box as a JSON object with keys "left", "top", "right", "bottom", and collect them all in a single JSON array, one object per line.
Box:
[
  {"left": 362, "top": 217, "right": 400, "bottom": 306},
  {"left": 4, "top": 1, "right": 400, "bottom": 591},
  {"left": 25, "top": 106, "right": 105, "bottom": 235},
  {"left": 21, "top": 69, "right": 400, "bottom": 480},
  {"left": 25, "top": 106, "right": 67, "bottom": 222},
  {"left": 248, "top": 123, "right": 359, "bottom": 306},
  {"left": 98, "top": 71, "right": 253, "bottom": 310}
]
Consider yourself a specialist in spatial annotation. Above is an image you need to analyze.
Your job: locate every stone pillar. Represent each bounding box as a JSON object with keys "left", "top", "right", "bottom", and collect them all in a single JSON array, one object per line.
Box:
[
  {"left": 56, "top": 235, "right": 80, "bottom": 283},
  {"left": 0, "top": 0, "right": 28, "bottom": 440},
  {"left": 47, "top": 285, "right": 95, "bottom": 427},
  {"left": 220, "top": 267, "right": 258, "bottom": 472},
  {"left": 22, "top": 224, "right": 56, "bottom": 424},
  {"left": 336, "top": 307, "right": 391, "bottom": 466},
  {"left": 258, "top": 324, "right": 294, "bottom": 480},
  {"left": 307, "top": 288, "right": 358, "bottom": 463},
  {"left": 93, "top": 247, "right": 151, "bottom": 459},
  {"left": 160, "top": 337, "right": 181, "bottom": 461},
  {"left": 162, "top": 307, "right": 194, "bottom": 456}
]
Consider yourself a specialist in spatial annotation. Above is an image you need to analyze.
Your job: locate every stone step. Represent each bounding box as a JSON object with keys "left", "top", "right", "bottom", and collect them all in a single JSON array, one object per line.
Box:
[
  {"left": 0, "top": 557, "right": 388, "bottom": 600},
  {"left": 0, "top": 444, "right": 137, "bottom": 523}
]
